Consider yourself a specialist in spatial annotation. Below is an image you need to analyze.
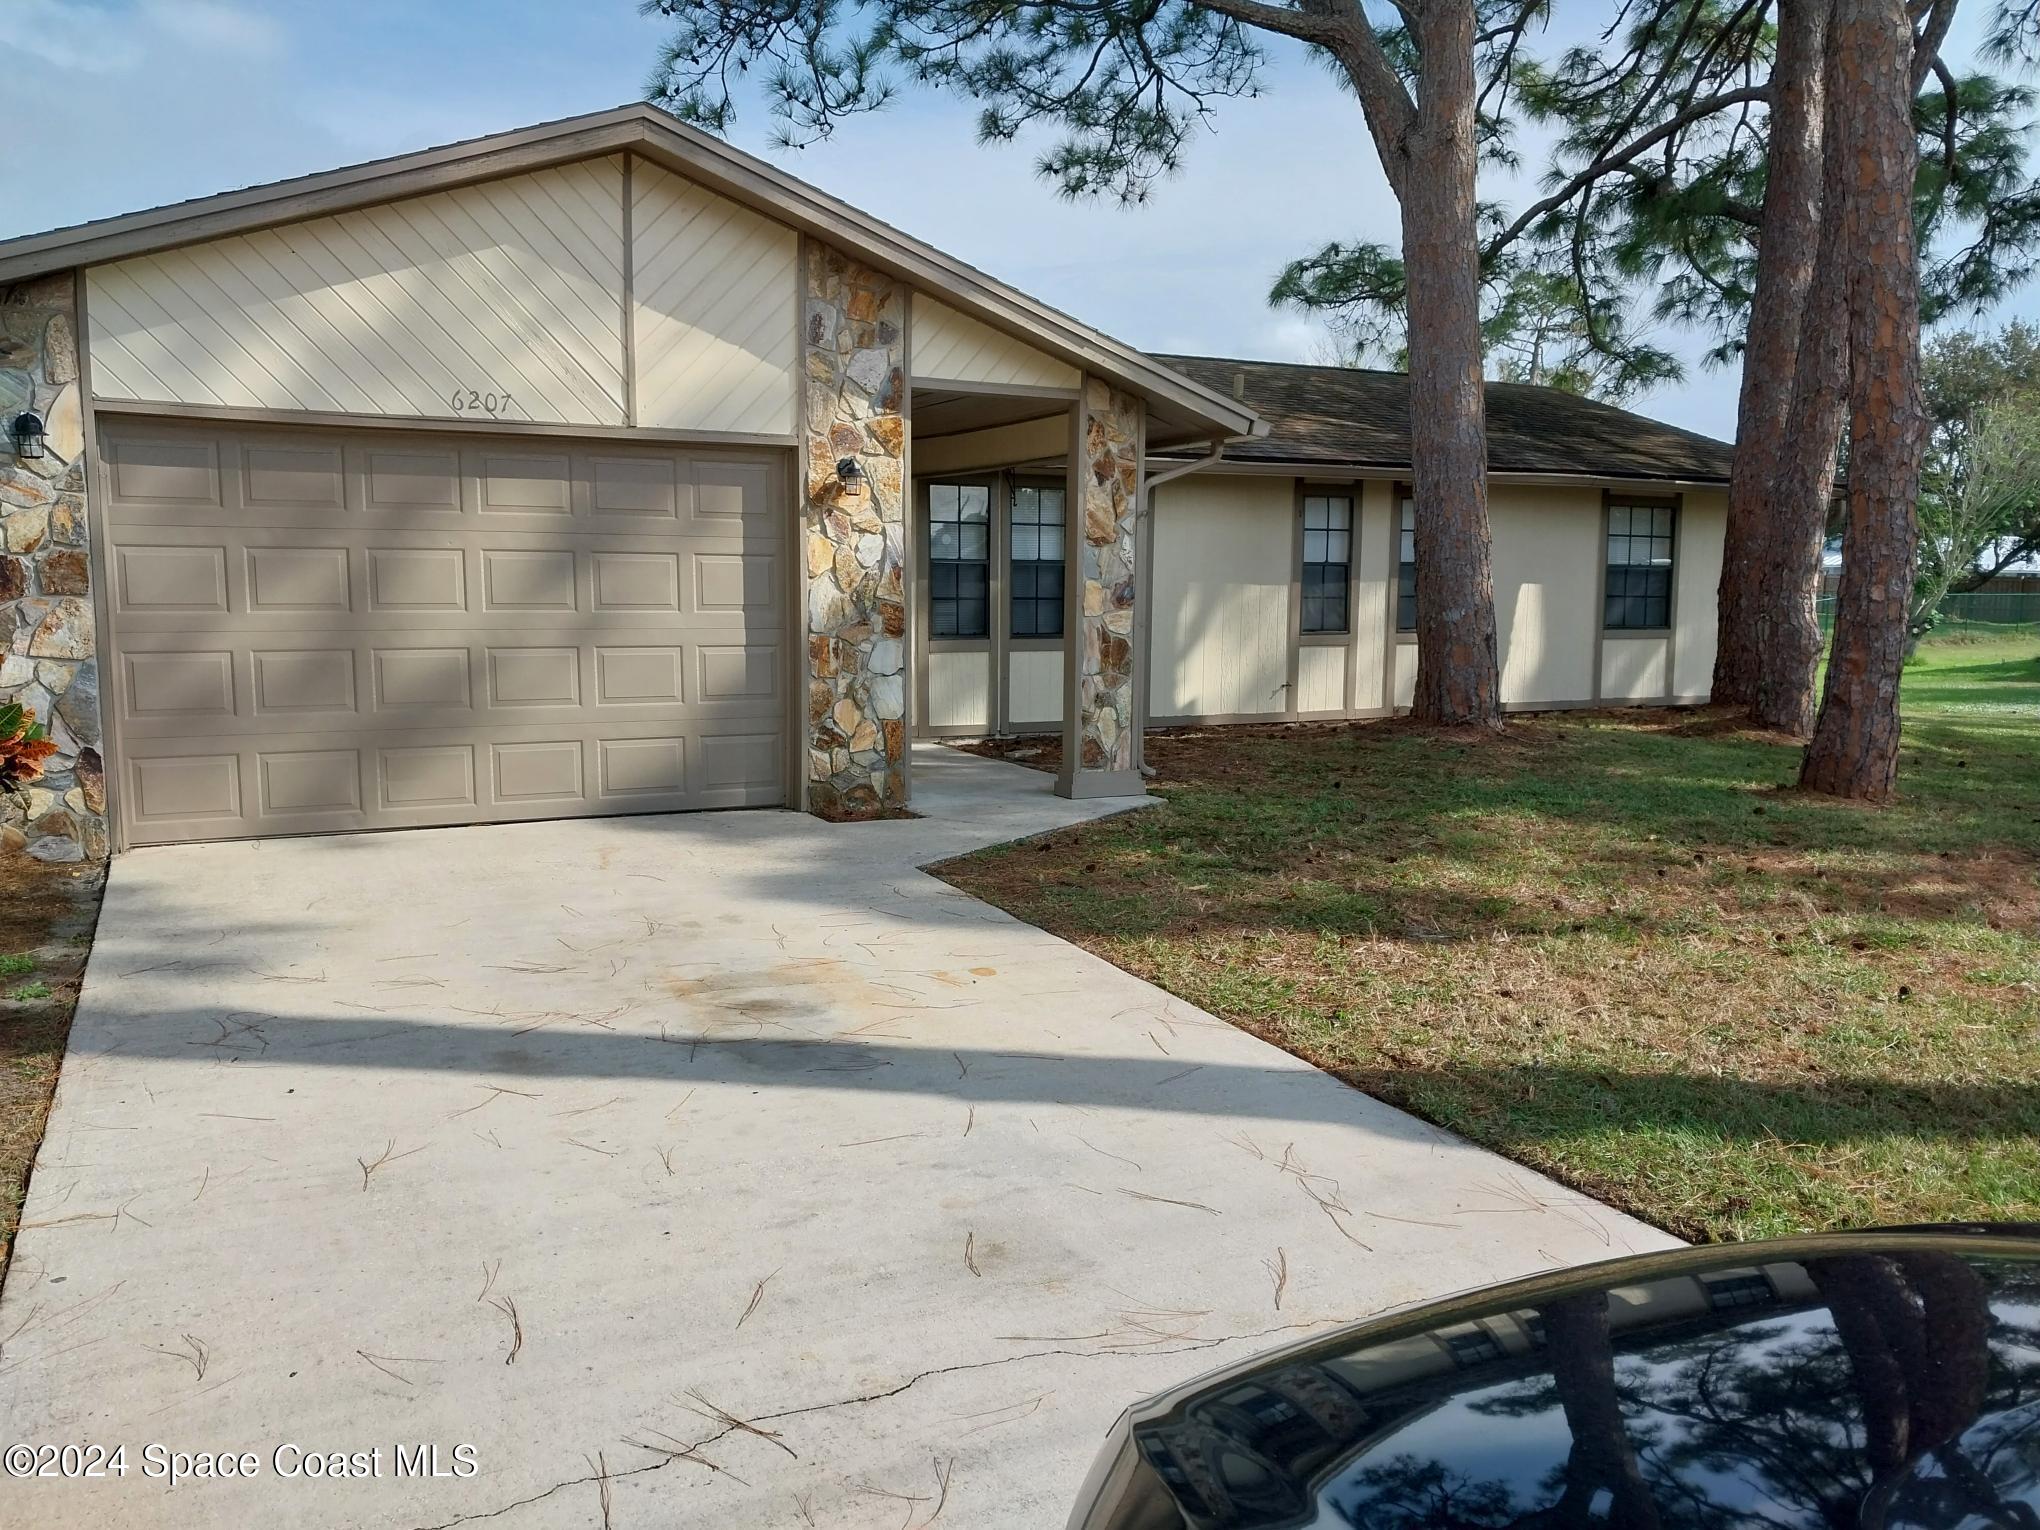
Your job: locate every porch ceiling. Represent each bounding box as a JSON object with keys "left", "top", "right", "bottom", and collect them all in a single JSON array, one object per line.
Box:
[
  {"left": 909, "top": 386, "right": 1240, "bottom": 456},
  {"left": 911, "top": 388, "right": 1069, "bottom": 441}
]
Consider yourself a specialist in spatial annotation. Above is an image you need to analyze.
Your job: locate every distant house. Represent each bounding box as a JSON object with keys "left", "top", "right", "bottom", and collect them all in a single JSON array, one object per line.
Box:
[{"left": 0, "top": 104, "right": 1729, "bottom": 862}]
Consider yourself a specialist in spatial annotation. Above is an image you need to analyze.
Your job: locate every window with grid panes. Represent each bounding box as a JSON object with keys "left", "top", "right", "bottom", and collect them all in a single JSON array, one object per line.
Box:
[
  {"left": 1009, "top": 484, "right": 1065, "bottom": 638},
  {"left": 927, "top": 483, "right": 990, "bottom": 638},
  {"left": 1605, "top": 502, "right": 1676, "bottom": 630},
  {"left": 1300, "top": 494, "right": 1353, "bottom": 634},
  {"left": 1397, "top": 497, "right": 1418, "bottom": 632}
]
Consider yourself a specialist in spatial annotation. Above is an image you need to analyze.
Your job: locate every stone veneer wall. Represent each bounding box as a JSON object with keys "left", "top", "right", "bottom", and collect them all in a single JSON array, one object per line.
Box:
[
  {"left": 800, "top": 240, "right": 908, "bottom": 818},
  {"left": 1067, "top": 377, "right": 1142, "bottom": 781},
  {"left": 2, "top": 275, "right": 104, "bottom": 863}
]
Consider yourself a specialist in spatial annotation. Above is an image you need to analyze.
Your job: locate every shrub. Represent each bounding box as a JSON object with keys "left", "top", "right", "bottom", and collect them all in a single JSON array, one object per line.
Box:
[{"left": 0, "top": 701, "right": 58, "bottom": 804}]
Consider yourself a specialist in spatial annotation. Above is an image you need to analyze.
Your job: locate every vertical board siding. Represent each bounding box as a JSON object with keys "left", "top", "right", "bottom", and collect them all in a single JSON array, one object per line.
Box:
[
  {"left": 631, "top": 160, "right": 798, "bottom": 437},
  {"left": 910, "top": 295, "right": 1080, "bottom": 390},
  {"left": 1394, "top": 642, "right": 1419, "bottom": 709},
  {"left": 1489, "top": 487, "right": 1600, "bottom": 706},
  {"left": 1297, "top": 644, "right": 1346, "bottom": 712},
  {"left": 1601, "top": 637, "right": 1671, "bottom": 699},
  {"left": 1673, "top": 490, "right": 1727, "bottom": 696},
  {"left": 87, "top": 159, "right": 629, "bottom": 427},
  {"left": 1149, "top": 473, "right": 1723, "bottom": 721},
  {"left": 927, "top": 648, "right": 994, "bottom": 730},
  {"left": 1150, "top": 476, "right": 1293, "bottom": 718},
  {"left": 1354, "top": 483, "right": 1390, "bottom": 708},
  {"left": 1007, "top": 648, "right": 1065, "bottom": 726}
]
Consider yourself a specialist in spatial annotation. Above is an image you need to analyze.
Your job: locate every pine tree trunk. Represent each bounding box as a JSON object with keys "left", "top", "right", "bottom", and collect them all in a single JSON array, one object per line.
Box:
[
  {"left": 1543, "top": 1295, "right": 1666, "bottom": 1529},
  {"left": 1403, "top": 0, "right": 1501, "bottom": 727},
  {"left": 1800, "top": 0, "right": 1926, "bottom": 800},
  {"left": 1716, "top": 0, "right": 1828, "bottom": 708},
  {"left": 1750, "top": 0, "right": 1850, "bottom": 737}
]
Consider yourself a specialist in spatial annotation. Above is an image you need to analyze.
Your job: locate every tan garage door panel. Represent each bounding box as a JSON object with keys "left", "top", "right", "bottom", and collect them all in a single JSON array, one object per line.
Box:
[{"left": 100, "top": 421, "right": 787, "bottom": 845}]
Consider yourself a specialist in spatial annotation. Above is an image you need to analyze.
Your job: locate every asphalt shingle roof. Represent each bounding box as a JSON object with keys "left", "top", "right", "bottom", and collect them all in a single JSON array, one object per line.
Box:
[{"left": 1157, "top": 354, "right": 1734, "bottom": 484}]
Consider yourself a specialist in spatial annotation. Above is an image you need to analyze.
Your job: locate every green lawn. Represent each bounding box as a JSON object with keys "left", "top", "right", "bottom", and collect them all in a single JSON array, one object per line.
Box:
[{"left": 939, "top": 634, "right": 2040, "bottom": 1243}]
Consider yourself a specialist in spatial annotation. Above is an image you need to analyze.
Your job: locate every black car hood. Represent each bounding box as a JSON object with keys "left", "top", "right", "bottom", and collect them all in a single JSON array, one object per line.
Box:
[{"left": 1069, "top": 1228, "right": 2040, "bottom": 1530}]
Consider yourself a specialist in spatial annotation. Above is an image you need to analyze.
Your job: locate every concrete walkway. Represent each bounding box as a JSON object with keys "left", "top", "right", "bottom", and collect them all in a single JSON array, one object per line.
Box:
[{"left": 0, "top": 744, "right": 1674, "bottom": 1528}]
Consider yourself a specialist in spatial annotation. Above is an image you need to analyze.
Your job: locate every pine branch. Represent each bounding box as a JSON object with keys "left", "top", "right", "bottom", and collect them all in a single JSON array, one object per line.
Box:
[{"left": 1482, "top": 85, "right": 1767, "bottom": 261}]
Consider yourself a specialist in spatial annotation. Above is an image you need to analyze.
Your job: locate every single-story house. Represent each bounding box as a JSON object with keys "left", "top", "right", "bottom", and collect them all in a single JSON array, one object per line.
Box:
[{"left": 0, "top": 104, "right": 1731, "bottom": 861}]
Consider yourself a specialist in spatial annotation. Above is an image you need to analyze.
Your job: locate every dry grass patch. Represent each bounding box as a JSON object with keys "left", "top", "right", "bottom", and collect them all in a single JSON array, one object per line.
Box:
[
  {"left": 0, "top": 855, "right": 105, "bottom": 1282},
  {"left": 940, "top": 638, "right": 2040, "bottom": 1243}
]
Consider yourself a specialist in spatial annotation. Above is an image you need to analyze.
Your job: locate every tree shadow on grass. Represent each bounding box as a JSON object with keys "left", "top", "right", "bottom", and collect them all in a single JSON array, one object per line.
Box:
[
  {"left": 952, "top": 707, "right": 2040, "bottom": 947},
  {"left": 1331, "top": 1062, "right": 2040, "bottom": 1148}
]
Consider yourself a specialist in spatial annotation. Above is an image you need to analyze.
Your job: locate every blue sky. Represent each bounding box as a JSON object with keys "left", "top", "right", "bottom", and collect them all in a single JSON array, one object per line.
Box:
[{"left": 6, "top": 0, "right": 2032, "bottom": 439}]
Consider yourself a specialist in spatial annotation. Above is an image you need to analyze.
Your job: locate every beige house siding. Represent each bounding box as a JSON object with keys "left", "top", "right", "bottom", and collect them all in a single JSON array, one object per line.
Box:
[
  {"left": 1393, "top": 641, "right": 1420, "bottom": 709},
  {"left": 87, "top": 158, "right": 631, "bottom": 427},
  {"left": 910, "top": 296, "right": 1081, "bottom": 390},
  {"left": 926, "top": 647, "right": 993, "bottom": 730},
  {"left": 1601, "top": 636, "right": 1671, "bottom": 700},
  {"left": 1297, "top": 643, "right": 1345, "bottom": 713},
  {"left": 1150, "top": 474, "right": 1293, "bottom": 720},
  {"left": 1148, "top": 472, "right": 1728, "bottom": 726},
  {"left": 630, "top": 160, "right": 798, "bottom": 436},
  {"left": 1673, "top": 489, "right": 1727, "bottom": 697},
  {"left": 1354, "top": 481, "right": 1392, "bottom": 710},
  {"left": 1491, "top": 488, "right": 1600, "bottom": 705},
  {"left": 1008, "top": 647, "right": 1063, "bottom": 727}
]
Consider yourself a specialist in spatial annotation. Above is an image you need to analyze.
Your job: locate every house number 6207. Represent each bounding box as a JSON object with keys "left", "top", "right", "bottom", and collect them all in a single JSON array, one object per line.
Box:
[{"left": 449, "top": 388, "right": 515, "bottom": 417}]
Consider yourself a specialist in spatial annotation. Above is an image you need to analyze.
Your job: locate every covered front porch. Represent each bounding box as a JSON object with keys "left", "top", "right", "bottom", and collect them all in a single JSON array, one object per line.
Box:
[
  {"left": 897, "top": 367, "right": 1242, "bottom": 802},
  {"left": 797, "top": 258, "right": 1256, "bottom": 818},
  {"left": 903, "top": 375, "right": 1145, "bottom": 803}
]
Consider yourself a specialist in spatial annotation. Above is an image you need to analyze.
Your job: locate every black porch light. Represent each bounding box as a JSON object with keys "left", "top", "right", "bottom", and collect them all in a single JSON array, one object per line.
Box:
[
  {"left": 835, "top": 456, "right": 863, "bottom": 486},
  {"left": 10, "top": 411, "right": 45, "bottom": 461}
]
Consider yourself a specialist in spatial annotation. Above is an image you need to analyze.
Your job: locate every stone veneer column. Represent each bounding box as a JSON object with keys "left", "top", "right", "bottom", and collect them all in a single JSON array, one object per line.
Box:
[
  {"left": 1058, "top": 377, "right": 1145, "bottom": 800},
  {"left": 800, "top": 240, "right": 908, "bottom": 819},
  {"left": 2, "top": 275, "right": 104, "bottom": 863}
]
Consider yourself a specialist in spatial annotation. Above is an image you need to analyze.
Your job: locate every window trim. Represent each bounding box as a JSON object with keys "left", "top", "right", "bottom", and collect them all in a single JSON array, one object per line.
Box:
[
  {"left": 1600, "top": 492, "right": 1682, "bottom": 637},
  {"left": 1297, "top": 488, "right": 1356, "bottom": 642}
]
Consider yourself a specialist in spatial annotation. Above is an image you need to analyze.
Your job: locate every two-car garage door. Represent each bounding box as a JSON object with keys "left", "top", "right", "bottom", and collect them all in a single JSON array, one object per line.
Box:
[{"left": 99, "top": 420, "right": 787, "bottom": 846}]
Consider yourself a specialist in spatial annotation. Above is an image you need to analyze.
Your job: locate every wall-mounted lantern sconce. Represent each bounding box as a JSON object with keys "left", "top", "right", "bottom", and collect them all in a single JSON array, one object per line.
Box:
[
  {"left": 10, "top": 411, "right": 46, "bottom": 461},
  {"left": 835, "top": 456, "right": 863, "bottom": 487}
]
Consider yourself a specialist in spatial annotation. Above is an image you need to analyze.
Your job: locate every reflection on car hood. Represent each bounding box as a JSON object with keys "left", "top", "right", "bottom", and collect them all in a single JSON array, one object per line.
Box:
[{"left": 1069, "top": 1228, "right": 2040, "bottom": 1530}]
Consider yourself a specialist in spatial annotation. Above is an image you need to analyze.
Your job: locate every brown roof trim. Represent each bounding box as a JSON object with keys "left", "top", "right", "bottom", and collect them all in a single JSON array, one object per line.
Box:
[{"left": 0, "top": 104, "right": 1263, "bottom": 441}]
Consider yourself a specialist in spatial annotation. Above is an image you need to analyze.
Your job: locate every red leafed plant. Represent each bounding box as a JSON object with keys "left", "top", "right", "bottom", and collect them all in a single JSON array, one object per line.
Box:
[{"left": 1, "top": 700, "right": 59, "bottom": 803}]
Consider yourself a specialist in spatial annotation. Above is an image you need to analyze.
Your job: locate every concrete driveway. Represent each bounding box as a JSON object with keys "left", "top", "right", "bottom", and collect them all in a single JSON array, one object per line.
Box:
[{"left": 1, "top": 745, "right": 1674, "bottom": 1529}]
